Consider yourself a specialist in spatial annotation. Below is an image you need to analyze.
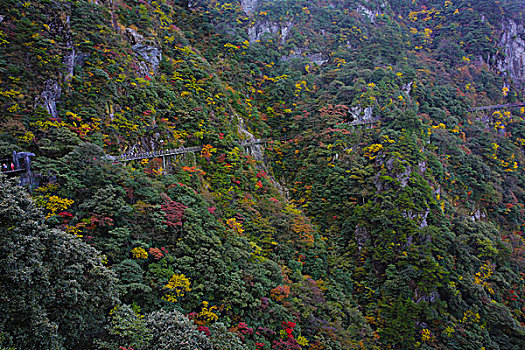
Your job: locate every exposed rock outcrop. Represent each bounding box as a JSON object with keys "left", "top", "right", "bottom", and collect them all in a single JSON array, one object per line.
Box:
[
  {"left": 470, "top": 208, "right": 486, "bottom": 222},
  {"left": 349, "top": 106, "right": 375, "bottom": 122},
  {"left": 402, "top": 81, "right": 413, "bottom": 100},
  {"left": 280, "top": 48, "right": 328, "bottom": 65},
  {"left": 247, "top": 19, "right": 294, "bottom": 44},
  {"left": 280, "top": 21, "right": 293, "bottom": 44},
  {"left": 45, "top": 11, "right": 78, "bottom": 81},
  {"left": 36, "top": 79, "right": 61, "bottom": 118},
  {"left": 238, "top": 116, "right": 264, "bottom": 163},
  {"left": 497, "top": 18, "right": 525, "bottom": 89},
  {"left": 403, "top": 209, "right": 430, "bottom": 229},
  {"left": 357, "top": 5, "right": 380, "bottom": 23},
  {"left": 247, "top": 10, "right": 330, "bottom": 64},
  {"left": 354, "top": 225, "right": 370, "bottom": 250},
  {"left": 124, "top": 27, "right": 144, "bottom": 45},
  {"left": 248, "top": 21, "right": 280, "bottom": 43},
  {"left": 133, "top": 44, "right": 162, "bottom": 73},
  {"left": 60, "top": 14, "right": 84, "bottom": 81},
  {"left": 125, "top": 28, "right": 162, "bottom": 75},
  {"left": 240, "top": 0, "right": 258, "bottom": 15}
]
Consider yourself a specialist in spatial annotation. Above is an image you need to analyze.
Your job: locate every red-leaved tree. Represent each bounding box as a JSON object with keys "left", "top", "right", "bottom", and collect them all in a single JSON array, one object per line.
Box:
[{"left": 160, "top": 193, "right": 188, "bottom": 227}]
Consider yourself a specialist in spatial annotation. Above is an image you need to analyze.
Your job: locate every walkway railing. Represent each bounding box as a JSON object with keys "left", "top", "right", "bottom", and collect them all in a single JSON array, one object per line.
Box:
[
  {"left": 115, "top": 146, "right": 203, "bottom": 162},
  {"left": 1, "top": 169, "right": 26, "bottom": 175},
  {"left": 469, "top": 102, "right": 525, "bottom": 112},
  {"left": 347, "top": 119, "right": 379, "bottom": 126},
  {"left": 115, "top": 140, "right": 269, "bottom": 162},
  {"left": 114, "top": 119, "right": 380, "bottom": 162}
]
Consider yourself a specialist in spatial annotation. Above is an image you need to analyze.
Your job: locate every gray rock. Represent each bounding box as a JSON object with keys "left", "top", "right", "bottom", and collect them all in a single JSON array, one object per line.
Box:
[
  {"left": 132, "top": 44, "right": 162, "bottom": 74},
  {"left": 307, "top": 53, "right": 328, "bottom": 66},
  {"left": 125, "top": 28, "right": 162, "bottom": 74},
  {"left": 124, "top": 28, "right": 144, "bottom": 45},
  {"left": 36, "top": 79, "right": 61, "bottom": 118},
  {"left": 402, "top": 81, "right": 413, "bottom": 97},
  {"left": 418, "top": 161, "right": 427, "bottom": 174},
  {"left": 357, "top": 5, "right": 380, "bottom": 24},
  {"left": 470, "top": 208, "right": 486, "bottom": 221},
  {"left": 248, "top": 21, "right": 280, "bottom": 43},
  {"left": 381, "top": 157, "right": 411, "bottom": 188},
  {"left": 401, "top": 208, "right": 429, "bottom": 229},
  {"left": 497, "top": 18, "right": 525, "bottom": 89},
  {"left": 354, "top": 225, "right": 370, "bottom": 250},
  {"left": 247, "top": 18, "right": 294, "bottom": 44},
  {"left": 414, "top": 290, "right": 439, "bottom": 303},
  {"left": 238, "top": 117, "right": 265, "bottom": 163},
  {"left": 419, "top": 209, "right": 430, "bottom": 228},
  {"left": 75, "top": 51, "right": 90, "bottom": 69},
  {"left": 63, "top": 47, "right": 76, "bottom": 80},
  {"left": 397, "top": 164, "right": 411, "bottom": 188},
  {"left": 280, "top": 47, "right": 328, "bottom": 65},
  {"left": 280, "top": 21, "right": 293, "bottom": 44},
  {"left": 240, "top": 0, "right": 258, "bottom": 15},
  {"left": 349, "top": 106, "right": 375, "bottom": 122},
  {"left": 49, "top": 14, "right": 78, "bottom": 81},
  {"left": 136, "top": 60, "right": 150, "bottom": 77}
]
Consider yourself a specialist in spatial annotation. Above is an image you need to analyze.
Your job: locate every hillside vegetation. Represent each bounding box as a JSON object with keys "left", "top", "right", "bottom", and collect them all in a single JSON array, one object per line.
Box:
[{"left": 0, "top": 0, "right": 524, "bottom": 349}]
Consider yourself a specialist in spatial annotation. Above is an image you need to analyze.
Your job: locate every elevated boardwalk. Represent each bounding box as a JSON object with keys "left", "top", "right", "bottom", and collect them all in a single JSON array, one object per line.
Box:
[
  {"left": 238, "top": 138, "right": 266, "bottom": 147},
  {"left": 114, "top": 140, "right": 269, "bottom": 162},
  {"left": 469, "top": 102, "right": 525, "bottom": 112},
  {"left": 115, "top": 146, "right": 202, "bottom": 162},
  {"left": 114, "top": 119, "right": 379, "bottom": 162},
  {"left": 347, "top": 119, "right": 379, "bottom": 126},
  {"left": 1, "top": 169, "right": 26, "bottom": 175}
]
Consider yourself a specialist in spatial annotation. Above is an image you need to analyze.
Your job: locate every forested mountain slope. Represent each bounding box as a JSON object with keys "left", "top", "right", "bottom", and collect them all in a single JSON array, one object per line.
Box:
[{"left": 0, "top": 0, "right": 524, "bottom": 349}]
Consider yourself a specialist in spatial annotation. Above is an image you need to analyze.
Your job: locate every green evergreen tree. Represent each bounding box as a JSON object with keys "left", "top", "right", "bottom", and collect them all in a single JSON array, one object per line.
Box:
[{"left": 0, "top": 174, "right": 118, "bottom": 349}]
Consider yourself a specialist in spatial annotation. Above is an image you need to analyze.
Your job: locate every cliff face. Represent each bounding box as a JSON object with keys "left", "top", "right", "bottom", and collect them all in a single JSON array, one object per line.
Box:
[
  {"left": 240, "top": 0, "right": 259, "bottom": 15},
  {"left": 498, "top": 18, "right": 525, "bottom": 89}
]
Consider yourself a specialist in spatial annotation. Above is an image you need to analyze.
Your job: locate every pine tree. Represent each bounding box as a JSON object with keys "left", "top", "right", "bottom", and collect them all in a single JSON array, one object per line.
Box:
[{"left": 0, "top": 174, "right": 118, "bottom": 349}]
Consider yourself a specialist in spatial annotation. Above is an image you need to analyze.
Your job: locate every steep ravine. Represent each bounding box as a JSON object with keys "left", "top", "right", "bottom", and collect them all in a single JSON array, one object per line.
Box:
[{"left": 237, "top": 116, "right": 289, "bottom": 197}]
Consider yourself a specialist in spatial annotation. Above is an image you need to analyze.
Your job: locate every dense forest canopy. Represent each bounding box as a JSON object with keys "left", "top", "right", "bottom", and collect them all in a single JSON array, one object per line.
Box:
[{"left": 0, "top": 0, "right": 524, "bottom": 349}]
